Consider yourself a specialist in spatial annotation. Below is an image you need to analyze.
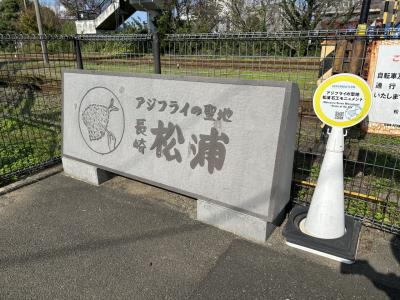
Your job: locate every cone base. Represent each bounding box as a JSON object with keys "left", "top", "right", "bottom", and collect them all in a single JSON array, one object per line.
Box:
[
  {"left": 285, "top": 241, "right": 354, "bottom": 264},
  {"left": 283, "top": 205, "right": 361, "bottom": 263}
]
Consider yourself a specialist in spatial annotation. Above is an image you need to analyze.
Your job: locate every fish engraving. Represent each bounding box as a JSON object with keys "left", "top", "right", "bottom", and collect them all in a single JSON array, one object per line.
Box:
[{"left": 82, "top": 98, "right": 119, "bottom": 151}]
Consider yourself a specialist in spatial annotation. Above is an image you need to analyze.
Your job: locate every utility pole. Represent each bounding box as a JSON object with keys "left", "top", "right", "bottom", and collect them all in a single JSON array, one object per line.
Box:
[
  {"left": 32, "top": 0, "right": 49, "bottom": 64},
  {"left": 349, "top": 0, "right": 372, "bottom": 75}
]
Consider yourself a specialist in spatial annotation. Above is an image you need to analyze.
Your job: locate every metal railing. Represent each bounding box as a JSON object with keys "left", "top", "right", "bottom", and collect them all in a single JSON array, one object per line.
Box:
[{"left": 0, "top": 30, "right": 399, "bottom": 234}]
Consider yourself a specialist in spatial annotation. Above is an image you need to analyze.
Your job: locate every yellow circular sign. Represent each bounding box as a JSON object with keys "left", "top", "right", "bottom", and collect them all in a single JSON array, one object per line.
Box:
[{"left": 313, "top": 73, "right": 372, "bottom": 128}]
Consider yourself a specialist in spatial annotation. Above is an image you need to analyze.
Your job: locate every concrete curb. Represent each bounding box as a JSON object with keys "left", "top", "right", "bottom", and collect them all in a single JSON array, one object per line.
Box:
[{"left": 0, "top": 164, "right": 63, "bottom": 196}]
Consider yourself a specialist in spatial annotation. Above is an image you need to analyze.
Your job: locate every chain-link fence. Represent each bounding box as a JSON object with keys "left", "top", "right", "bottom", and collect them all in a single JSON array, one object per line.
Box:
[
  {"left": 0, "top": 34, "right": 153, "bottom": 186},
  {"left": 1, "top": 30, "right": 399, "bottom": 234}
]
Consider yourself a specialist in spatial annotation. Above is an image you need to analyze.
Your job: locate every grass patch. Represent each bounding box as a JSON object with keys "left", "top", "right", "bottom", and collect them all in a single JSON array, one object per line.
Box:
[{"left": 0, "top": 89, "right": 61, "bottom": 185}]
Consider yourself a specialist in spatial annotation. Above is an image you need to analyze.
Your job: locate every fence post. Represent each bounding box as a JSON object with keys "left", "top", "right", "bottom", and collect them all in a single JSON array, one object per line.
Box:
[
  {"left": 148, "top": 10, "right": 161, "bottom": 74},
  {"left": 74, "top": 38, "right": 84, "bottom": 70},
  {"left": 152, "top": 32, "right": 161, "bottom": 74}
]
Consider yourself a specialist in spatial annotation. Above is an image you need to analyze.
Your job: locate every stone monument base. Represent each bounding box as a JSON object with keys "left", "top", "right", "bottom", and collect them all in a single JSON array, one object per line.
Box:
[
  {"left": 62, "top": 156, "right": 114, "bottom": 186},
  {"left": 197, "top": 199, "right": 278, "bottom": 242},
  {"left": 63, "top": 157, "right": 282, "bottom": 242}
]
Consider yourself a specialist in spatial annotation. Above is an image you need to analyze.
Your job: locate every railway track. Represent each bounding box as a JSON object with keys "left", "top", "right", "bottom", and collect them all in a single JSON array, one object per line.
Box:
[{"left": 0, "top": 54, "right": 321, "bottom": 72}]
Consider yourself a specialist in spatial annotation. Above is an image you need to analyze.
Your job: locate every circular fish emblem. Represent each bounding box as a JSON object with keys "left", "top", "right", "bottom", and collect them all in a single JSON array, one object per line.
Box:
[{"left": 79, "top": 87, "right": 125, "bottom": 154}]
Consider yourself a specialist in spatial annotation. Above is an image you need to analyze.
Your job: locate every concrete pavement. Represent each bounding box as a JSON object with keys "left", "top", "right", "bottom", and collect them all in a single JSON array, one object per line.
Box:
[{"left": 0, "top": 172, "right": 399, "bottom": 299}]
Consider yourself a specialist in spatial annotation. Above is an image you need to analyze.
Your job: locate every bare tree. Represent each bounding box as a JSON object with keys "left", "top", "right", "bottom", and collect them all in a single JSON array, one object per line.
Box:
[
  {"left": 325, "top": 0, "right": 363, "bottom": 28},
  {"left": 174, "top": 0, "right": 192, "bottom": 24},
  {"left": 158, "top": 0, "right": 222, "bottom": 33},
  {"left": 171, "top": 0, "right": 193, "bottom": 32},
  {"left": 191, "top": 0, "right": 223, "bottom": 32},
  {"left": 279, "top": 0, "right": 362, "bottom": 31},
  {"left": 222, "top": 0, "right": 277, "bottom": 32},
  {"left": 60, "top": 0, "right": 103, "bottom": 16}
]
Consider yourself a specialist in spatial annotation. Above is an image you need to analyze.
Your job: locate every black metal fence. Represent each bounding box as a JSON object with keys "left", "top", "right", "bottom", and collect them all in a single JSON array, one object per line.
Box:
[{"left": 1, "top": 30, "right": 399, "bottom": 234}]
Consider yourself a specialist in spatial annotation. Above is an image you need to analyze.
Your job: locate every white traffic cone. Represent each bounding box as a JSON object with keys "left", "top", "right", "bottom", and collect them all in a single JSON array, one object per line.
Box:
[{"left": 302, "top": 126, "right": 346, "bottom": 239}]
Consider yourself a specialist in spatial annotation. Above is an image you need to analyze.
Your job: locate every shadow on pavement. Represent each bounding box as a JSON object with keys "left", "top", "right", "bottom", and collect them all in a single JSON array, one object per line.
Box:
[
  {"left": 0, "top": 223, "right": 208, "bottom": 269},
  {"left": 341, "top": 235, "right": 400, "bottom": 300}
]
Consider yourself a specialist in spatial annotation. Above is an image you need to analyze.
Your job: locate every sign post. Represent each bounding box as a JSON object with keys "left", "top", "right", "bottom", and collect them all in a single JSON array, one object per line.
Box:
[{"left": 284, "top": 73, "right": 372, "bottom": 263}]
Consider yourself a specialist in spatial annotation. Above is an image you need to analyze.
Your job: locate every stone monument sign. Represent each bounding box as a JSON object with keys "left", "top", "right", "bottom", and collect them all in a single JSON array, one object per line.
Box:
[{"left": 62, "top": 70, "right": 299, "bottom": 241}]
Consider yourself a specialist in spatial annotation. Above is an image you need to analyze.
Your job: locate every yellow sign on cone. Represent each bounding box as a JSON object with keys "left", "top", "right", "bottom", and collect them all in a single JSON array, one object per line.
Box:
[
  {"left": 313, "top": 73, "right": 372, "bottom": 128},
  {"left": 285, "top": 73, "right": 372, "bottom": 264}
]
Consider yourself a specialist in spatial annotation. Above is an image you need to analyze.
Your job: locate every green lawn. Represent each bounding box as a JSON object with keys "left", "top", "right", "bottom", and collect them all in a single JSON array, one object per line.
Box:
[{"left": 0, "top": 91, "right": 61, "bottom": 185}]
